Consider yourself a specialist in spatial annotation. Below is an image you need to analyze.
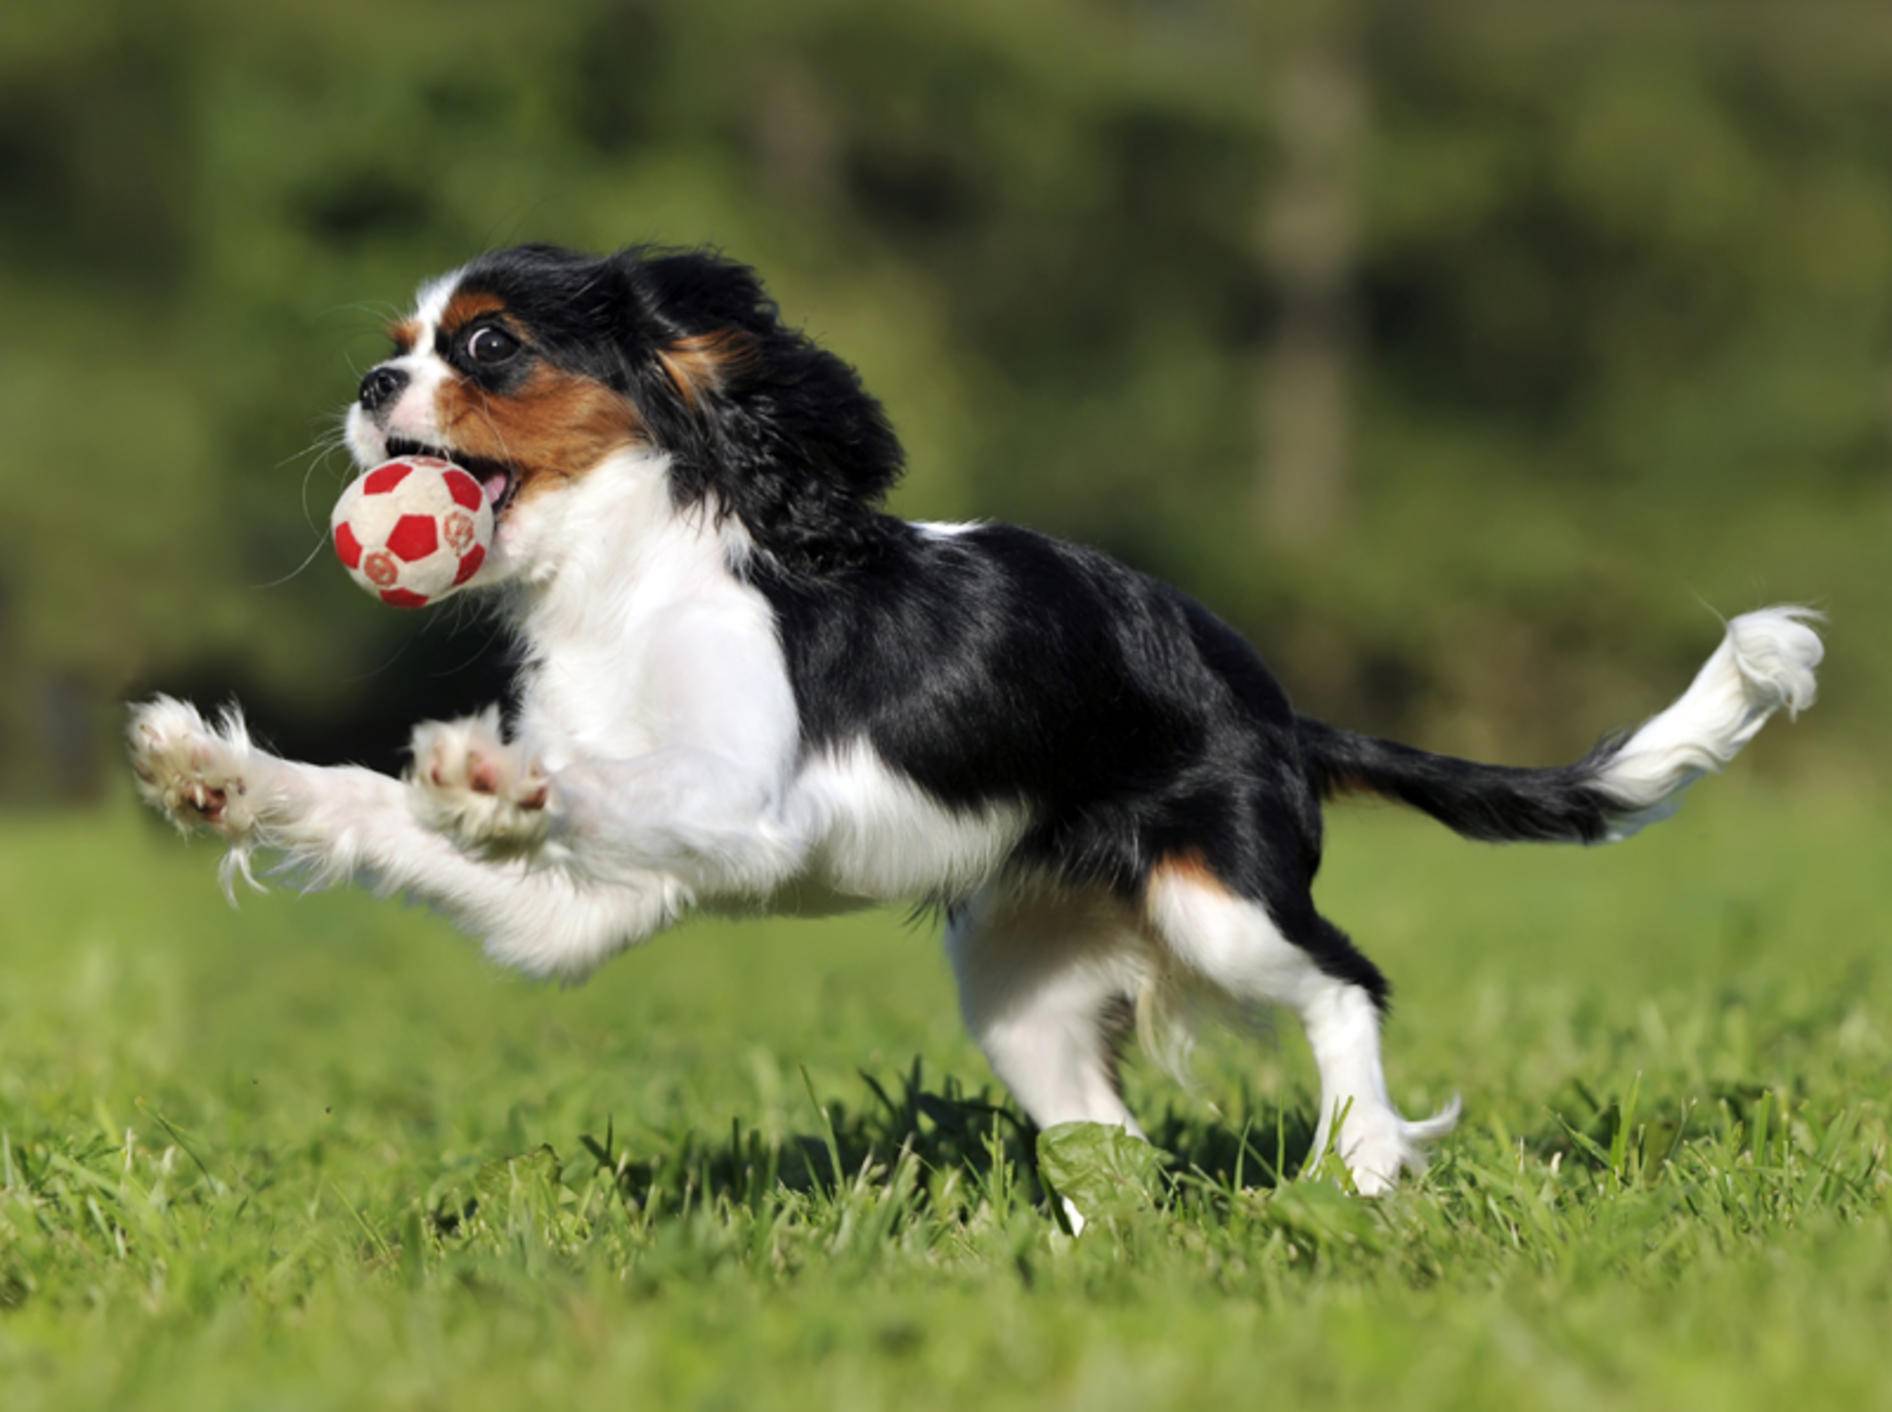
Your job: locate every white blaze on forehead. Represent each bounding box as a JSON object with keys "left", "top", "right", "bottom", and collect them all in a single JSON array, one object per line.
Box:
[
  {"left": 410, "top": 268, "right": 463, "bottom": 342},
  {"left": 342, "top": 265, "right": 470, "bottom": 469},
  {"left": 378, "top": 267, "right": 466, "bottom": 450}
]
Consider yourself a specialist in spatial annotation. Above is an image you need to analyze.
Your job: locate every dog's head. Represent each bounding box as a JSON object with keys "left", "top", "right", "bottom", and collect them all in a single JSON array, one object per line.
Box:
[{"left": 344, "top": 244, "right": 903, "bottom": 585}]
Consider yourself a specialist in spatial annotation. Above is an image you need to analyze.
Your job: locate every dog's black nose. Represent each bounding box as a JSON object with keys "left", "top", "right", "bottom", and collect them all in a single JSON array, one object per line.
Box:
[{"left": 358, "top": 365, "right": 408, "bottom": 414}]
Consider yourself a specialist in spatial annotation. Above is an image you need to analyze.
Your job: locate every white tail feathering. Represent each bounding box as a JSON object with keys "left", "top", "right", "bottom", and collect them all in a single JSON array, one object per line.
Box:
[{"left": 1595, "top": 606, "right": 1823, "bottom": 841}]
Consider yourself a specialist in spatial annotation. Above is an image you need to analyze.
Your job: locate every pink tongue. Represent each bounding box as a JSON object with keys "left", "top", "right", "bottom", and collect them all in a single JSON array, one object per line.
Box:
[{"left": 480, "top": 473, "right": 508, "bottom": 506}]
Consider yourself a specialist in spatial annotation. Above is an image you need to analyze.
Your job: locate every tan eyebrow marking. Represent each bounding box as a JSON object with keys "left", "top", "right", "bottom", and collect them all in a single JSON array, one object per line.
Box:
[
  {"left": 439, "top": 288, "right": 507, "bottom": 332},
  {"left": 386, "top": 319, "right": 420, "bottom": 353}
]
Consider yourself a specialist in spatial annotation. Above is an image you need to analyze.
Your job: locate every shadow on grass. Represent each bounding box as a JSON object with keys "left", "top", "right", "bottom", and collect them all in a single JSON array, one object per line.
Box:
[
  {"left": 568, "top": 1060, "right": 1046, "bottom": 1217},
  {"left": 541, "top": 1062, "right": 1323, "bottom": 1222},
  {"left": 430, "top": 1049, "right": 1880, "bottom": 1236},
  {"left": 1145, "top": 1100, "right": 1320, "bottom": 1192}
]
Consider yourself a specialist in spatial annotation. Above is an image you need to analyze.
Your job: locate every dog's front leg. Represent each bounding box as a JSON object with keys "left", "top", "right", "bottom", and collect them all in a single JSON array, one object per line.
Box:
[
  {"left": 403, "top": 725, "right": 806, "bottom": 899},
  {"left": 533, "top": 747, "right": 813, "bottom": 901},
  {"left": 128, "top": 696, "right": 676, "bottom": 978}
]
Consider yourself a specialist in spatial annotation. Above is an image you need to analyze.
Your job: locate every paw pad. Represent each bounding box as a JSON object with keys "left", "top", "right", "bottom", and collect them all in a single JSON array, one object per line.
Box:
[{"left": 410, "top": 714, "right": 551, "bottom": 857}]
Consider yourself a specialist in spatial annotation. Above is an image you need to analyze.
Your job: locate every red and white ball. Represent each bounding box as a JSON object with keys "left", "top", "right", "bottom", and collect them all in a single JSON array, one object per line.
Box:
[{"left": 331, "top": 457, "right": 493, "bottom": 608}]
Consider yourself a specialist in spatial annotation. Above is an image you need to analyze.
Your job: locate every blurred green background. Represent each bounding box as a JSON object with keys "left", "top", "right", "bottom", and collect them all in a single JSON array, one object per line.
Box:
[
  {"left": 3, "top": 9, "right": 1889, "bottom": 1406},
  {"left": 2, "top": 0, "right": 1884, "bottom": 803}
]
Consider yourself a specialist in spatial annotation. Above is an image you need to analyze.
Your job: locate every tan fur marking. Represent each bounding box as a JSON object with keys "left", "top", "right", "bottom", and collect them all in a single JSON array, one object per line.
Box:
[
  {"left": 387, "top": 319, "right": 420, "bottom": 354},
  {"left": 439, "top": 289, "right": 507, "bottom": 331},
  {"left": 658, "top": 328, "right": 756, "bottom": 409},
  {"left": 434, "top": 366, "right": 643, "bottom": 505},
  {"left": 1147, "top": 849, "right": 1233, "bottom": 899}
]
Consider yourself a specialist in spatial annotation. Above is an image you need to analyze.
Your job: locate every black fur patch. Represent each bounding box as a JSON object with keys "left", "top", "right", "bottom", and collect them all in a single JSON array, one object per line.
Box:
[
  {"left": 448, "top": 244, "right": 1626, "bottom": 1011},
  {"left": 454, "top": 244, "right": 903, "bottom": 573},
  {"left": 1296, "top": 717, "right": 1622, "bottom": 845},
  {"left": 748, "top": 519, "right": 1390, "bottom": 1006}
]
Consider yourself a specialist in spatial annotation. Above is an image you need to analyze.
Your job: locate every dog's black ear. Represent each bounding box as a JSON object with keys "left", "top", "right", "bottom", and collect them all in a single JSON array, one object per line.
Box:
[{"left": 621, "top": 249, "right": 905, "bottom": 573}]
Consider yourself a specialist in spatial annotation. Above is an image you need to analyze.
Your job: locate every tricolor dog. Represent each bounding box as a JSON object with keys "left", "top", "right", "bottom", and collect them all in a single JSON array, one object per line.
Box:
[{"left": 130, "top": 244, "right": 1823, "bottom": 1198}]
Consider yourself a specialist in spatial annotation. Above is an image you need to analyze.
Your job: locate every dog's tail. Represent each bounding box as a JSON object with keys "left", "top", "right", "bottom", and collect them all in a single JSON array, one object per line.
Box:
[{"left": 1297, "top": 606, "right": 1823, "bottom": 844}]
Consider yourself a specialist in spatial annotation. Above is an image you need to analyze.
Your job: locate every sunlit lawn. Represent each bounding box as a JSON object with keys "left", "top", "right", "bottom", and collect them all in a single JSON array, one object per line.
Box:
[{"left": 2, "top": 780, "right": 1888, "bottom": 1411}]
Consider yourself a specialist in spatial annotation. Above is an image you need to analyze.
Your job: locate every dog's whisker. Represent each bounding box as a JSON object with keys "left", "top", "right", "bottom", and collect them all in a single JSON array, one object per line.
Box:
[
  {"left": 247, "top": 530, "right": 333, "bottom": 591},
  {"left": 295, "top": 439, "right": 358, "bottom": 534},
  {"left": 276, "top": 429, "right": 350, "bottom": 473}
]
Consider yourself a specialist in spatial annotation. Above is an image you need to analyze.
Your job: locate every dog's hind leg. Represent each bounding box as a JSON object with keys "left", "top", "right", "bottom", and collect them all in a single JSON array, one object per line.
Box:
[
  {"left": 1142, "top": 854, "right": 1458, "bottom": 1193},
  {"left": 944, "top": 886, "right": 1151, "bottom": 1137}
]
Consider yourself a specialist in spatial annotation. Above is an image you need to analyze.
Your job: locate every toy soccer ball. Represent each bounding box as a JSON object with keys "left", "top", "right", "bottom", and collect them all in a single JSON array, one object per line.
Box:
[{"left": 331, "top": 456, "right": 494, "bottom": 608}]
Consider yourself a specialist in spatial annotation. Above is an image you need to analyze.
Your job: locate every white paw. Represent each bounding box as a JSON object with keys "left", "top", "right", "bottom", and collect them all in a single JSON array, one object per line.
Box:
[
  {"left": 409, "top": 710, "right": 551, "bottom": 858},
  {"left": 1338, "top": 1112, "right": 1414, "bottom": 1196},
  {"left": 127, "top": 696, "right": 263, "bottom": 843},
  {"left": 1325, "top": 1095, "right": 1462, "bottom": 1196}
]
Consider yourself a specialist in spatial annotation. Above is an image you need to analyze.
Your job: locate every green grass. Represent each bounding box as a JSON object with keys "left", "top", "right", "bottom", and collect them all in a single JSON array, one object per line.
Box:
[{"left": 3, "top": 781, "right": 1889, "bottom": 1411}]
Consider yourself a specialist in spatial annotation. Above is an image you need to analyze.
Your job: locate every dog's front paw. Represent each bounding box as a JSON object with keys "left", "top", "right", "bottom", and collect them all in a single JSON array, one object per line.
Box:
[
  {"left": 127, "top": 696, "right": 264, "bottom": 843},
  {"left": 409, "top": 711, "right": 551, "bottom": 859}
]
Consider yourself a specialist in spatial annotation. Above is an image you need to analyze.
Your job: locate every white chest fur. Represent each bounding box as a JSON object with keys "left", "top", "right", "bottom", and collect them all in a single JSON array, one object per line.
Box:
[
  {"left": 507, "top": 455, "right": 795, "bottom": 772},
  {"left": 503, "top": 458, "right": 1026, "bottom": 908}
]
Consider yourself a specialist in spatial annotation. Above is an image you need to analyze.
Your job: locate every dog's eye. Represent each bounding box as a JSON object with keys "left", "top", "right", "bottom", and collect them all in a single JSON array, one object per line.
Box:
[{"left": 466, "top": 325, "right": 519, "bottom": 366}]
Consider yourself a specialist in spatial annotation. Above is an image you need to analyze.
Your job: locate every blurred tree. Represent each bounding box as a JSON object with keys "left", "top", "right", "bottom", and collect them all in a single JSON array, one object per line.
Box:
[
  {"left": 0, "top": 0, "right": 1884, "bottom": 802},
  {"left": 1257, "top": 1, "right": 1366, "bottom": 547}
]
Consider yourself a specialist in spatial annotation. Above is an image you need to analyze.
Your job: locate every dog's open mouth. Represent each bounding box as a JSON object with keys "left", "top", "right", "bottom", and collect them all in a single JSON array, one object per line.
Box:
[{"left": 386, "top": 437, "right": 520, "bottom": 514}]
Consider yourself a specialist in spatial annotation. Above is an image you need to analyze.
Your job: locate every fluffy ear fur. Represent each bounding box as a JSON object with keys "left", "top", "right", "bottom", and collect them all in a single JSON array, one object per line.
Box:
[
  {"left": 449, "top": 243, "right": 905, "bottom": 572},
  {"left": 624, "top": 250, "right": 906, "bottom": 573}
]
